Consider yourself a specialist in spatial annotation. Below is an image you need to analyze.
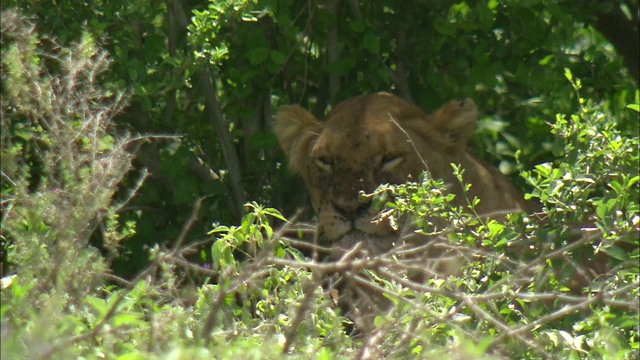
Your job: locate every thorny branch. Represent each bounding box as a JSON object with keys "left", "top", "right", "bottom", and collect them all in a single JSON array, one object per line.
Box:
[
  {"left": 270, "top": 220, "right": 638, "bottom": 358},
  {"left": 50, "top": 206, "right": 637, "bottom": 359}
]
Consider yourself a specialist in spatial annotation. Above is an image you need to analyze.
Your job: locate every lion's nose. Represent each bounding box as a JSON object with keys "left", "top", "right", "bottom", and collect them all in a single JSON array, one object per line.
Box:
[{"left": 332, "top": 198, "right": 372, "bottom": 220}]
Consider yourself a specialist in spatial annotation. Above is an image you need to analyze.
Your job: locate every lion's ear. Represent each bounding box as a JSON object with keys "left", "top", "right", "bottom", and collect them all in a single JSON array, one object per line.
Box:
[
  {"left": 274, "top": 105, "right": 323, "bottom": 174},
  {"left": 431, "top": 98, "right": 478, "bottom": 147}
]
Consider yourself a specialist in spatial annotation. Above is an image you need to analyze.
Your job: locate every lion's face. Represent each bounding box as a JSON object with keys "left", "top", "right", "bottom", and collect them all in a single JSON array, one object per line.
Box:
[{"left": 275, "top": 93, "right": 531, "bottom": 255}]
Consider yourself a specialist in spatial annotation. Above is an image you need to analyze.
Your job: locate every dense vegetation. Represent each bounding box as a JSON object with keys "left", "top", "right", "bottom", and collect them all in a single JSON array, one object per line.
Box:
[{"left": 1, "top": 1, "right": 638, "bottom": 359}]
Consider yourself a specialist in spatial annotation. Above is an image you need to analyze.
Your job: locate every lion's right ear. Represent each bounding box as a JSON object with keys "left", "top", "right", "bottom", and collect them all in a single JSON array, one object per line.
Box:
[
  {"left": 274, "top": 105, "right": 323, "bottom": 174},
  {"left": 430, "top": 98, "right": 478, "bottom": 148}
]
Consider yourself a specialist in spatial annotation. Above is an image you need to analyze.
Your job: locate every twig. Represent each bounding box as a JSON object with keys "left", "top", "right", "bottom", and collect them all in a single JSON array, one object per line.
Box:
[
  {"left": 463, "top": 298, "right": 554, "bottom": 359},
  {"left": 171, "top": 196, "right": 206, "bottom": 253},
  {"left": 387, "top": 113, "right": 428, "bottom": 171}
]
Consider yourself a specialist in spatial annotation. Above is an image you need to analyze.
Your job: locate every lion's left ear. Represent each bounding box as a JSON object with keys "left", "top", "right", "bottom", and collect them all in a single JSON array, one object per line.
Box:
[
  {"left": 431, "top": 98, "right": 478, "bottom": 147},
  {"left": 274, "top": 105, "right": 323, "bottom": 174}
]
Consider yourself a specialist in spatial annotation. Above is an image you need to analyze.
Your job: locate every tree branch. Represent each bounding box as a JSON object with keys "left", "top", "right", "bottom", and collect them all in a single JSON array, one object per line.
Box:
[{"left": 170, "top": 0, "right": 246, "bottom": 219}]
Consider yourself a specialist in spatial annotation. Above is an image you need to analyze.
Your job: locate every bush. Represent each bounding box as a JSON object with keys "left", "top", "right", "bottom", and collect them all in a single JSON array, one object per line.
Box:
[{"left": 1, "top": 10, "right": 137, "bottom": 358}]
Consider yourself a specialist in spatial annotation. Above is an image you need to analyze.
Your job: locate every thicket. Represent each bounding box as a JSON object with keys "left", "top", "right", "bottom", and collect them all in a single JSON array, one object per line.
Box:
[{"left": 1, "top": 1, "right": 638, "bottom": 359}]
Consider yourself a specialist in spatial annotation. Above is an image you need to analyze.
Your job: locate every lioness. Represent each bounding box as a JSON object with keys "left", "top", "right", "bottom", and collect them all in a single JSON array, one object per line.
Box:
[
  {"left": 274, "top": 92, "right": 540, "bottom": 339},
  {"left": 274, "top": 93, "right": 634, "bottom": 354},
  {"left": 275, "top": 92, "right": 537, "bottom": 258}
]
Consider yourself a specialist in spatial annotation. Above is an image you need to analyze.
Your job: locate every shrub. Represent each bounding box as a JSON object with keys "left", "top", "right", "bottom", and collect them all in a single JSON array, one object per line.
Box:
[{"left": 1, "top": 10, "right": 137, "bottom": 358}]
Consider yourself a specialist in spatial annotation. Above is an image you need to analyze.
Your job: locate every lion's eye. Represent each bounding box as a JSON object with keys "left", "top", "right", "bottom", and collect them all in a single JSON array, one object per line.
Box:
[
  {"left": 380, "top": 154, "right": 403, "bottom": 172},
  {"left": 315, "top": 156, "right": 333, "bottom": 172}
]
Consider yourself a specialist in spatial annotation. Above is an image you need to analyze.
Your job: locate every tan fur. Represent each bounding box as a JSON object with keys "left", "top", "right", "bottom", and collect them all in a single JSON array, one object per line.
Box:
[{"left": 275, "top": 92, "right": 538, "bottom": 258}]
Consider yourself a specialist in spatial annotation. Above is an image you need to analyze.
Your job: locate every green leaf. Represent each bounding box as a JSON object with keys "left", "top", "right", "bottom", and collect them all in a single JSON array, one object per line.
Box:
[
  {"left": 564, "top": 68, "right": 572, "bottom": 81},
  {"left": 596, "top": 202, "right": 607, "bottom": 220},
  {"left": 601, "top": 245, "right": 628, "bottom": 261},
  {"left": 212, "top": 240, "right": 235, "bottom": 271},
  {"left": 208, "top": 225, "right": 230, "bottom": 235},
  {"left": 608, "top": 180, "right": 623, "bottom": 194},
  {"left": 538, "top": 54, "right": 553, "bottom": 65},
  {"left": 143, "top": 33, "right": 166, "bottom": 62},
  {"left": 348, "top": 19, "right": 366, "bottom": 33},
  {"left": 535, "top": 163, "right": 552, "bottom": 177},
  {"left": 433, "top": 17, "right": 455, "bottom": 35},
  {"left": 85, "top": 296, "right": 109, "bottom": 317},
  {"left": 264, "top": 224, "right": 273, "bottom": 239},
  {"left": 116, "top": 353, "right": 146, "bottom": 360},
  {"left": 626, "top": 104, "right": 639, "bottom": 112},
  {"left": 262, "top": 207, "right": 286, "bottom": 221},
  {"left": 269, "top": 50, "right": 286, "bottom": 65},
  {"left": 247, "top": 47, "right": 269, "bottom": 65},
  {"left": 363, "top": 31, "right": 380, "bottom": 54},
  {"left": 113, "top": 313, "right": 145, "bottom": 327}
]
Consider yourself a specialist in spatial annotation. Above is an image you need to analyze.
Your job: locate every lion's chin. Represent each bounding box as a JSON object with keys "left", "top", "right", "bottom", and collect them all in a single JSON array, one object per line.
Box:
[{"left": 327, "top": 230, "right": 398, "bottom": 259}]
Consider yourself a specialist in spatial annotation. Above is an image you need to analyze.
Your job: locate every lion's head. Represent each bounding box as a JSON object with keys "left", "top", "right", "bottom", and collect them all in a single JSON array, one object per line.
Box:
[{"left": 275, "top": 92, "right": 535, "bottom": 256}]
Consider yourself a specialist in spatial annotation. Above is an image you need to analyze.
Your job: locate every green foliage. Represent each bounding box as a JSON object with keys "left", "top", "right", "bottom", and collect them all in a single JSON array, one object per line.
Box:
[
  {"left": 523, "top": 70, "right": 638, "bottom": 273},
  {"left": 1, "top": 2, "right": 638, "bottom": 359},
  {"left": 5, "top": 0, "right": 636, "bottom": 277},
  {"left": 1, "top": 9, "right": 138, "bottom": 358},
  {"left": 1, "top": 9, "right": 133, "bottom": 291}
]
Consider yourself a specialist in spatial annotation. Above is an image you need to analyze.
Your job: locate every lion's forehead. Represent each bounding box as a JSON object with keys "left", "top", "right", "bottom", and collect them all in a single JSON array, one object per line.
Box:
[
  {"left": 312, "top": 103, "right": 410, "bottom": 158},
  {"left": 312, "top": 124, "right": 394, "bottom": 164},
  {"left": 315, "top": 93, "right": 427, "bottom": 152}
]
